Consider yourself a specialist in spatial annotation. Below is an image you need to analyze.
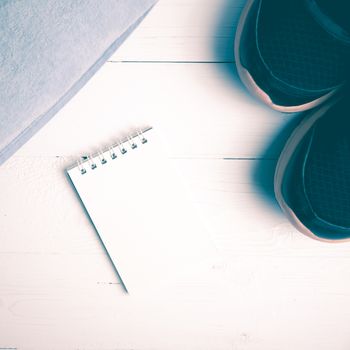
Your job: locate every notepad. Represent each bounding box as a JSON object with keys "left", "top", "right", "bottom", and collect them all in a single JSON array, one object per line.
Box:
[{"left": 67, "top": 127, "right": 217, "bottom": 294}]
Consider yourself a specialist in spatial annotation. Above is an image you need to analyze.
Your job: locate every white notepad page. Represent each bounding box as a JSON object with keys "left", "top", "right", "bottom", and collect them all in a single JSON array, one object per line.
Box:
[{"left": 67, "top": 128, "right": 218, "bottom": 294}]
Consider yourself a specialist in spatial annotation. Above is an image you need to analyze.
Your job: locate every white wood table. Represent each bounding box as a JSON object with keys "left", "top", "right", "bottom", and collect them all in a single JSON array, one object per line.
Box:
[{"left": 1, "top": 1, "right": 350, "bottom": 349}]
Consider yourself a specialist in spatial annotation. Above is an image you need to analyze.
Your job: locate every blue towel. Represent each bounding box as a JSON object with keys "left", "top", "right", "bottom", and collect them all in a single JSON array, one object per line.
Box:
[{"left": 0, "top": 0, "right": 156, "bottom": 165}]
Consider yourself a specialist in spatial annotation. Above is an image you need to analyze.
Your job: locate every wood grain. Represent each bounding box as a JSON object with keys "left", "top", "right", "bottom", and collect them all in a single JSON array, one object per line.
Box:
[
  {"left": 16, "top": 62, "right": 296, "bottom": 159},
  {"left": 110, "top": 0, "right": 246, "bottom": 62}
]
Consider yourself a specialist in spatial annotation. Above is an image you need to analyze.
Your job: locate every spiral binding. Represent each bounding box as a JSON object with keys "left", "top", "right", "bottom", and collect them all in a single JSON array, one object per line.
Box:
[{"left": 74, "top": 127, "right": 152, "bottom": 175}]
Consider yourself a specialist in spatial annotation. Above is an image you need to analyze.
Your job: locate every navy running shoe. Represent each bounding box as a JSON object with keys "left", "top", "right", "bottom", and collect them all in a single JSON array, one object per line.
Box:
[
  {"left": 235, "top": 0, "right": 350, "bottom": 112},
  {"left": 275, "top": 96, "right": 350, "bottom": 242}
]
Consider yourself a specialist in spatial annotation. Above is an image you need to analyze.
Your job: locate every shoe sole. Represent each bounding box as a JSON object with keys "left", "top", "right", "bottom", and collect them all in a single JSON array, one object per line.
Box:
[
  {"left": 234, "top": 0, "right": 339, "bottom": 113},
  {"left": 274, "top": 98, "right": 350, "bottom": 242}
]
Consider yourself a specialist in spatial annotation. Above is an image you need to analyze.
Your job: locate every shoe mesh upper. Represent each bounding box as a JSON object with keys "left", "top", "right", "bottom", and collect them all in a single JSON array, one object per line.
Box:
[
  {"left": 304, "top": 103, "right": 350, "bottom": 227},
  {"left": 258, "top": 0, "right": 350, "bottom": 91}
]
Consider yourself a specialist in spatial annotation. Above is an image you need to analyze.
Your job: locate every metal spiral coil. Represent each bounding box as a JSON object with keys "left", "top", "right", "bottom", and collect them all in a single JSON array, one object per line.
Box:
[{"left": 75, "top": 127, "right": 151, "bottom": 175}]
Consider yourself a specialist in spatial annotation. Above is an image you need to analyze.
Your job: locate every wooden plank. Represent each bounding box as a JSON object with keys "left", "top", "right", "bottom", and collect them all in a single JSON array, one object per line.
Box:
[
  {"left": 1, "top": 157, "right": 350, "bottom": 349},
  {"left": 111, "top": 0, "right": 245, "bottom": 62},
  {"left": 15, "top": 62, "right": 297, "bottom": 159},
  {"left": 2, "top": 156, "right": 350, "bottom": 255},
  {"left": 1, "top": 249, "right": 350, "bottom": 350}
]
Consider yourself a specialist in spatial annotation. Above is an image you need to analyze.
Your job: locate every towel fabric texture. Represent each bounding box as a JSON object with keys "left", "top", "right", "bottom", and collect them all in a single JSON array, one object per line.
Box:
[{"left": 0, "top": 0, "right": 156, "bottom": 165}]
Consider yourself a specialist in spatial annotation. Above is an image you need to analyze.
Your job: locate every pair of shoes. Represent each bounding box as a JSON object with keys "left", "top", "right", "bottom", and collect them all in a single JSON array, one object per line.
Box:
[{"left": 235, "top": 0, "right": 350, "bottom": 241}]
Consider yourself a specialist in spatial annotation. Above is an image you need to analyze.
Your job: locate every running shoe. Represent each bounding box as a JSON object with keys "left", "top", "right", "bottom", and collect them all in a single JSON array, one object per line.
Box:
[
  {"left": 275, "top": 96, "right": 350, "bottom": 241},
  {"left": 235, "top": 0, "right": 350, "bottom": 112}
]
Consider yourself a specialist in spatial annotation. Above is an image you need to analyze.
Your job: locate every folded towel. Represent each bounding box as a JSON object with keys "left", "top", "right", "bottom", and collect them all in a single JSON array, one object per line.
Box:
[{"left": 0, "top": 0, "right": 156, "bottom": 165}]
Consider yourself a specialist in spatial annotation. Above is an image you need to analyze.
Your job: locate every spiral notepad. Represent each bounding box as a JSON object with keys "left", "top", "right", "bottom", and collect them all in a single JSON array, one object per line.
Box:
[{"left": 67, "top": 127, "right": 217, "bottom": 294}]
